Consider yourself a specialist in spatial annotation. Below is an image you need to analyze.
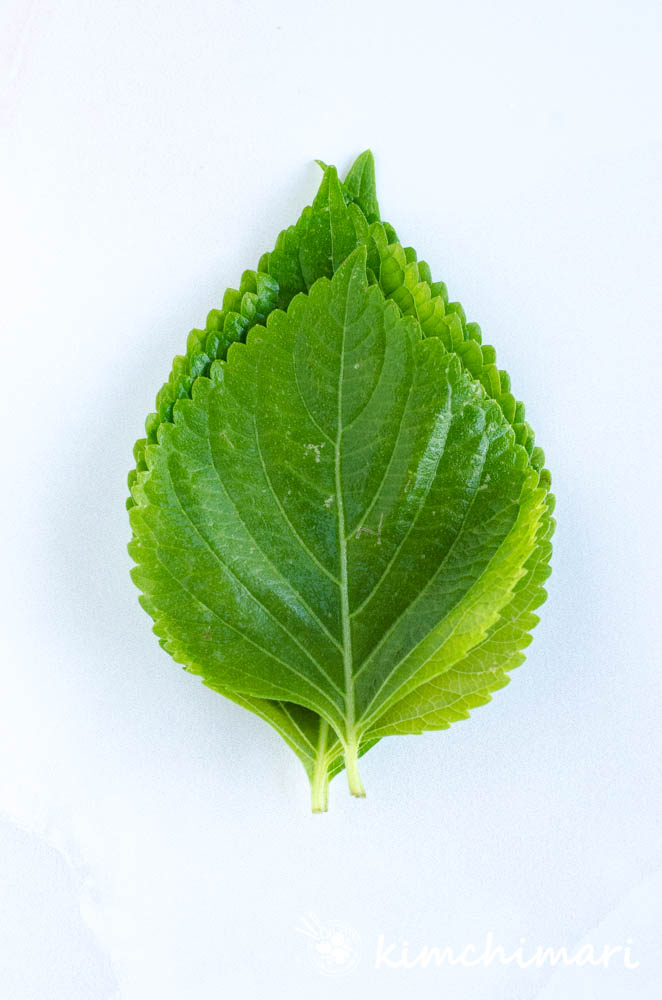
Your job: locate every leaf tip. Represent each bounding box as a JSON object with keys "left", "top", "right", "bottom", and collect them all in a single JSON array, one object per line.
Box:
[{"left": 343, "top": 149, "right": 380, "bottom": 222}]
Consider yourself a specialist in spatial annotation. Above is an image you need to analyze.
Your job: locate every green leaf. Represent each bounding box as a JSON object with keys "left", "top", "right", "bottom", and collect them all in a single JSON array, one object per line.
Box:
[
  {"left": 129, "top": 218, "right": 553, "bottom": 810},
  {"left": 342, "top": 149, "right": 381, "bottom": 223}
]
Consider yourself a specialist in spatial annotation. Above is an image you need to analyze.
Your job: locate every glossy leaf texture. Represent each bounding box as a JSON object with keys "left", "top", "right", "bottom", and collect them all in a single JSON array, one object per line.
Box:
[{"left": 128, "top": 153, "right": 554, "bottom": 810}]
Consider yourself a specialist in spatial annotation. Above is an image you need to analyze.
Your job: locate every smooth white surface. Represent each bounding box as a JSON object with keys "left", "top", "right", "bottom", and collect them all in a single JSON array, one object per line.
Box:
[{"left": 2, "top": 1, "right": 661, "bottom": 997}]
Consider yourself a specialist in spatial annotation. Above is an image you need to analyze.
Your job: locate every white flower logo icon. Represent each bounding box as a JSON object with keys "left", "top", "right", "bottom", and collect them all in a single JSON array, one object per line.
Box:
[{"left": 296, "top": 913, "right": 361, "bottom": 977}]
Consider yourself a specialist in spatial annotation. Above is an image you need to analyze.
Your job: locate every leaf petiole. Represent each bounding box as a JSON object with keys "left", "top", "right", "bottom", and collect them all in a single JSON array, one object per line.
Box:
[
  {"left": 343, "top": 734, "right": 365, "bottom": 798},
  {"left": 310, "top": 720, "right": 330, "bottom": 812}
]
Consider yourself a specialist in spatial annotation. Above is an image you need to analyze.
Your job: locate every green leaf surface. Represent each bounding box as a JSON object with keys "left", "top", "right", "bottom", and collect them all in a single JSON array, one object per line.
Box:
[{"left": 129, "top": 178, "right": 554, "bottom": 809}]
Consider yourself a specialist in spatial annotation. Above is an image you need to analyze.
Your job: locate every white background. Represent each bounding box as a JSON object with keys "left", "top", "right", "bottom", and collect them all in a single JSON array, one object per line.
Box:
[{"left": 2, "top": 0, "right": 661, "bottom": 997}]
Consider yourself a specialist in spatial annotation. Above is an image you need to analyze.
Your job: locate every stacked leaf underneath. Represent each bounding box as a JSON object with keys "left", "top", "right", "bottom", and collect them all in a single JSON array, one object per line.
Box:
[{"left": 128, "top": 152, "right": 554, "bottom": 810}]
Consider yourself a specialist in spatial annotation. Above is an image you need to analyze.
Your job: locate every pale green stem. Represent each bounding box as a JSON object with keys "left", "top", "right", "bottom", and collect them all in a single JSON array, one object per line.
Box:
[
  {"left": 344, "top": 733, "right": 365, "bottom": 798},
  {"left": 310, "top": 720, "right": 330, "bottom": 813}
]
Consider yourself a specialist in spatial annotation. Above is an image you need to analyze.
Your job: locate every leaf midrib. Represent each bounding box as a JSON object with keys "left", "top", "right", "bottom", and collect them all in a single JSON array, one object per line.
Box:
[{"left": 335, "top": 280, "right": 356, "bottom": 744}]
